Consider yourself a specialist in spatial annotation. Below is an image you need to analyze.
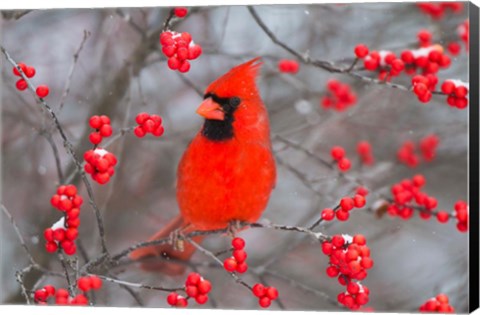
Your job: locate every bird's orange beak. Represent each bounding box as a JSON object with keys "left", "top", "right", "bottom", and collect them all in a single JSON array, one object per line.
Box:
[{"left": 196, "top": 98, "right": 225, "bottom": 120}]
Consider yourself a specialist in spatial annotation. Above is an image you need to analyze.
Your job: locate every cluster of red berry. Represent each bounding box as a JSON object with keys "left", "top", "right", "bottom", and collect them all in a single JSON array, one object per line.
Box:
[
  {"left": 173, "top": 7, "right": 188, "bottom": 18},
  {"left": 357, "top": 141, "right": 374, "bottom": 165},
  {"left": 12, "top": 63, "right": 49, "bottom": 98},
  {"left": 331, "top": 146, "right": 351, "bottom": 172},
  {"left": 321, "top": 79, "right": 357, "bottom": 112},
  {"left": 322, "top": 234, "right": 373, "bottom": 310},
  {"left": 441, "top": 80, "right": 469, "bottom": 109},
  {"left": 411, "top": 74, "right": 438, "bottom": 103},
  {"left": 355, "top": 45, "right": 405, "bottom": 81},
  {"left": 387, "top": 174, "right": 436, "bottom": 220},
  {"left": 322, "top": 194, "right": 366, "bottom": 222},
  {"left": 34, "top": 277, "right": 102, "bottom": 306},
  {"left": 337, "top": 282, "right": 370, "bottom": 310},
  {"left": 416, "top": 2, "right": 463, "bottom": 20},
  {"left": 223, "top": 237, "right": 248, "bottom": 273},
  {"left": 454, "top": 200, "right": 469, "bottom": 233},
  {"left": 278, "top": 59, "right": 299, "bottom": 74},
  {"left": 419, "top": 294, "right": 455, "bottom": 313},
  {"left": 252, "top": 283, "right": 279, "bottom": 308},
  {"left": 160, "top": 31, "right": 202, "bottom": 72},
  {"left": 397, "top": 134, "right": 439, "bottom": 167},
  {"left": 403, "top": 45, "right": 451, "bottom": 77},
  {"left": 44, "top": 185, "right": 83, "bottom": 255},
  {"left": 388, "top": 176, "right": 468, "bottom": 232},
  {"left": 78, "top": 275, "right": 103, "bottom": 292},
  {"left": 84, "top": 148, "right": 118, "bottom": 184},
  {"left": 134, "top": 112, "right": 165, "bottom": 138},
  {"left": 88, "top": 115, "right": 113, "bottom": 145},
  {"left": 167, "top": 272, "right": 211, "bottom": 307}
]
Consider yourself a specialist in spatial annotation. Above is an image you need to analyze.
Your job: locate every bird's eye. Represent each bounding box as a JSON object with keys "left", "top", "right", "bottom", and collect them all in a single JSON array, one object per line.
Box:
[{"left": 229, "top": 97, "right": 241, "bottom": 107}]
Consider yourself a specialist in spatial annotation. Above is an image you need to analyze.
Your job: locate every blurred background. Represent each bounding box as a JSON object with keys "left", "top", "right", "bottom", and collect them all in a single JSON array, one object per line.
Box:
[{"left": 1, "top": 2, "right": 469, "bottom": 312}]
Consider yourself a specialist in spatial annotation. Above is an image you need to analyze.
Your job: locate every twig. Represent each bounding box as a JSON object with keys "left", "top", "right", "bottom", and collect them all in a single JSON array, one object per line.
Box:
[
  {"left": 39, "top": 130, "right": 64, "bottom": 183},
  {"left": 58, "top": 30, "right": 91, "bottom": 112},
  {"left": 92, "top": 274, "right": 182, "bottom": 292},
  {"left": 1, "top": 46, "right": 109, "bottom": 254},
  {"left": 1, "top": 204, "right": 36, "bottom": 265},
  {"left": 115, "top": 9, "right": 146, "bottom": 36},
  {"left": 247, "top": 6, "right": 449, "bottom": 97},
  {"left": 186, "top": 237, "right": 253, "bottom": 291}
]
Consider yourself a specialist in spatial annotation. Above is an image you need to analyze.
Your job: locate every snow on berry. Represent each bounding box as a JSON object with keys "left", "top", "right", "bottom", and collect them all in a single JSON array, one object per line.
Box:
[
  {"left": 321, "top": 80, "right": 357, "bottom": 112},
  {"left": 167, "top": 292, "right": 188, "bottom": 307},
  {"left": 134, "top": 112, "right": 164, "bottom": 138},
  {"left": 89, "top": 115, "right": 113, "bottom": 145},
  {"left": 160, "top": 31, "right": 202, "bottom": 73},
  {"left": 45, "top": 185, "right": 83, "bottom": 255},
  {"left": 84, "top": 148, "right": 118, "bottom": 184},
  {"left": 278, "top": 59, "right": 299, "bottom": 74}
]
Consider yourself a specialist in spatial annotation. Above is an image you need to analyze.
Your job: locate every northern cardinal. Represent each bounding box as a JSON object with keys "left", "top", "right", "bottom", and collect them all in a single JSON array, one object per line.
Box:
[{"left": 130, "top": 58, "right": 276, "bottom": 274}]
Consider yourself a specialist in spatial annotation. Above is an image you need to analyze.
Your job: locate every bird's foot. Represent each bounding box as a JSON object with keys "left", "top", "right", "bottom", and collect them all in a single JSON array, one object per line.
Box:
[
  {"left": 226, "top": 219, "right": 243, "bottom": 237},
  {"left": 168, "top": 228, "right": 185, "bottom": 252}
]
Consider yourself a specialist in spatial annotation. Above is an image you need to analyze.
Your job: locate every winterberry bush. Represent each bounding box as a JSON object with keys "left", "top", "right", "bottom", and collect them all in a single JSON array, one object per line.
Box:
[{"left": 0, "top": 2, "right": 470, "bottom": 312}]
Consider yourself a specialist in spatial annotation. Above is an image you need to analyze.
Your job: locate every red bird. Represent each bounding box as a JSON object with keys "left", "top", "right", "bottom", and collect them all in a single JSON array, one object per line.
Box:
[{"left": 130, "top": 58, "right": 276, "bottom": 274}]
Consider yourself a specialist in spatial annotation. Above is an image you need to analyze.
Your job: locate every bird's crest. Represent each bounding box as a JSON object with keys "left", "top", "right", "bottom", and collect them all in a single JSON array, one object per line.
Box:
[{"left": 205, "top": 57, "right": 263, "bottom": 99}]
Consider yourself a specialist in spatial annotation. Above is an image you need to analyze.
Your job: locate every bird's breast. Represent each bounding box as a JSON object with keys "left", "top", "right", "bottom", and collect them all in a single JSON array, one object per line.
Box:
[{"left": 176, "top": 135, "right": 276, "bottom": 230}]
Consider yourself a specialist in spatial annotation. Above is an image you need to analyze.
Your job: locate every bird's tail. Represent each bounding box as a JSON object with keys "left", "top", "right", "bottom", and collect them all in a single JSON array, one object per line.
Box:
[{"left": 129, "top": 215, "right": 204, "bottom": 275}]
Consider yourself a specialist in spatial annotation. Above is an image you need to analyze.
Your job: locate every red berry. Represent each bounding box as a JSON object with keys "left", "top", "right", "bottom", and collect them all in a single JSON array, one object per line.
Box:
[
  {"left": 252, "top": 283, "right": 266, "bottom": 297},
  {"left": 436, "top": 211, "right": 450, "bottom": 223},
  {"left": 174, "top": 7, "right": 188, "bottom": 18},
  {"left": 223, "top": 257, "right": 237, "bottom": 272},
  {"left": 336, "top": 209, "right": 350, "bottom": 221},
  {"left": 321, "top": 208, "right": 335, "bottom": 221},
  {"left": 338, "top": 158, "right": 351, "bottom": 171},
  {"left": 259, "top": 297, "right": 271, "bottom": 308},
  {"left": 78, "top": 277, "right": 92, "bottom": 292},
  {"left": 232, "top": 237, "right": 245, "bottom": 250},
  {"left": 16, "top": 79, "right": 28, "bottom": 91},
  {"left": 326, "top": 266, "right": 339, "bottom": 277},
  {"left": 36, "top": 85, "right": 49, "bottom": 98},
  {"left": 167, "top": 292, "right": 178, "bottom": 306},
  {"left": 89, "top": 132, "right": 102, "bottom": 145},
  {"left": 186, "top": 272, "right": 201, "bottom": 285},
  {"left": 353, "top": 234, "right": 366, "bottom": 245},
  {"left": 331, "top": 235, "right": 345, "bottom": 248},
  {"left": 265, "top": 287, "right": 279, "bottom": 300},
  {"left": 178, "top": 60, "right": 191, "bottom": 73},
  {"left": 90, "top": 276, "right": 103, "bottom": 290},
  {"left": 353, "top": 194, "right": 366, "bottom": 208},
  {"left": 354, "top": 44, "right": 369, "bottom": 58},
  {"left": 13, "top": 63, "right": 27, "bottom": 76},
  {"left": 34, "top": 289, "right": 48, "bottom": 302},
  {"left": 340, "top": 197, "right": 354, "bottom": 211},
  {"left": 233, "top": 249, "right": 247, "bottom": 263},
  {"left": 195, "top": 294, "right": 208, "bottom": 304},
  {"left": 185, "top": 285, "right": 198, "bottom": 297},
  {"left": 331, "top": 146, "right": 345, "bottom": 160},
  {"left": 197, "top": 280, "right": 211, "bottom": 294},
  {"left": 45, "top": 241, "right": 58, "bottom": 253},
  {"left": 236, "top": 261, "right": 248, "bottom": 273},
  {"left": 44, "top": 285, "right": 56, "bottom": 296},
  {"left": 25, "top": 66, "right": 36, "bottom": 78}
]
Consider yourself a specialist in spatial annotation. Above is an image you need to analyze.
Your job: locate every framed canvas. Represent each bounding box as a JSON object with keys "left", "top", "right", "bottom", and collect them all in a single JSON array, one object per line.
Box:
[{"left": 1, "top": 1, "right": 478, "bottom": 314}]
